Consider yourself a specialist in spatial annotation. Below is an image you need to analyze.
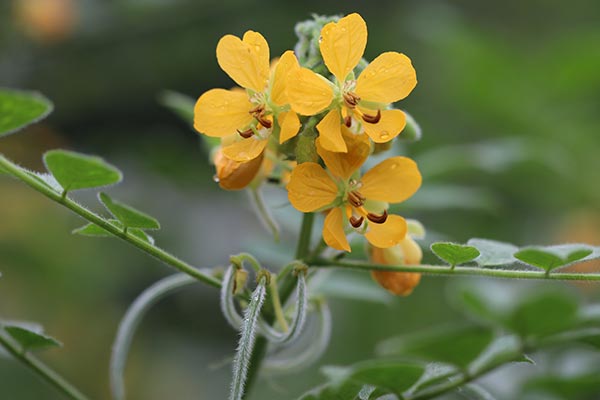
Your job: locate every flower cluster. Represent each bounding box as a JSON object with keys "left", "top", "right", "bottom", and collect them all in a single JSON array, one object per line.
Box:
[{"left": 194, "top": 13, "right": 424, "bottom": 293}]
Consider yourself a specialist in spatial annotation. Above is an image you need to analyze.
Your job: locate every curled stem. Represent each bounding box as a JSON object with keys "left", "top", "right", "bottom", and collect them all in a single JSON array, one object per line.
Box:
[
  {"left": 247, "top": 187, "right": 280, "bottom": 242},
  {"left": 110, "top": 273, "right": 197, "bottom": 400},
  {"left": 221, "top": 265, "right": 244, "bottom": 330}
]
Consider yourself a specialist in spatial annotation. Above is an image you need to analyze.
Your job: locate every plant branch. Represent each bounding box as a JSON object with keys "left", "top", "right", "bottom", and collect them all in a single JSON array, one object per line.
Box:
[
  {"left": 310, "top": 258, "right": 600, "bottom": 282},
  {"left": 0, "top": 155, "right": 221, "bottom": 289},
  {"left": 0, "top": 333, "right": 90, "bottom": 400}
]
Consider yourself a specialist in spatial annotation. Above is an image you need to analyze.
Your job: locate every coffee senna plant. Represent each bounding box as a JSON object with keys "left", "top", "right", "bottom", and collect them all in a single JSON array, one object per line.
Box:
[{"left": 1, "top": 12, "right": 600, "bottom": 400}]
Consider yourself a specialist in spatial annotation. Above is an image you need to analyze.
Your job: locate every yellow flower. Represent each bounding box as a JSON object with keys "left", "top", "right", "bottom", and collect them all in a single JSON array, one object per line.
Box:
[
  {"left": 286, "top": 130, "right": 422, "bottom": 251},
  {"left": 369, "top": 235, "right": 423, "bottom": 296},
  {"left": 194, "top": 31, "right": 301, "bottom": 162},
  {"left": 286, "top": 13, "right": 417, "bottom": 153}
]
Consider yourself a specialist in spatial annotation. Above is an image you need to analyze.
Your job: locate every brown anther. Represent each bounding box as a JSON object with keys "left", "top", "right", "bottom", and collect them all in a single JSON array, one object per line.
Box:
[
  {"left": 248, "top": 105, "right": 264, "bottom": 114},
  {"left": 343, "top": 92, "right": 360, "bottom": 109},
  {"left": 257, "top": 115, "right": 272, "bottom": 129},
  {"left": 349, "top": 216, "right": 364, "bottom": 228},
  {"left": 237, "top": 128, "right": 254, "bottom": 139},
  {"left": 367, "top": 210, "right": 388, "bottom": 224},
  {"left": 362, "top": 109, "right": 381, "bottom": 124},
  {"left": 344, "top": 115, "right": 352, "bottom": 127},
  {"left": 347, "top": 191, "right": 365, "bottom": 207}
]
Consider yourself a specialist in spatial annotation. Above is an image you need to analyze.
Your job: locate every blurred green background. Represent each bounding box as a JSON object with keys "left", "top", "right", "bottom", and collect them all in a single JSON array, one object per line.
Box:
[{"left": 1, "top": 0, "right": 600, "bottom": 399}]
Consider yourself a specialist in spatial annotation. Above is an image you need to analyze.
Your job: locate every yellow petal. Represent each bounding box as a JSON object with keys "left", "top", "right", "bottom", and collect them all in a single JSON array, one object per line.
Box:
[
  {"left": 323, "top": 207, "right": 351, "bottom": 252},
  {"left": 287, "top": 68, "right": 334, "bottom": 115},
  {"left": 271, "top": 50, "right": 300, "bottom": 106},
  {"left": 214, "top": 148, "right": 264, "bottom": 191},
  {"left": 355, "top": 52, "right": 417, "bottom": 103},
  {"left": 286, "top": 162, "right": 338, "bottom": 212},
  {"left": 316, "top": 128, "right": 370, "bottom": 179},
  {"left": 319, "top": 13, "right": 367, "bottom": 83},
  {"left": 360, "top": 156, "right": 422, "bottom": 203},
  {"left": 365, "top": 214, "right": 407, "bottom": 248},
  {"left": 222, "top": 137, "right": 267, "bottom": 162},
  {"left": 278, "top": 111, "right": 301, "bottom": 144},
  {"left": 216, "top": 31, "right": 270, "bottom": 92},
  {"left": 316, "top": 109, "right": 347, "bottom": 153},
  {"left": 194, "top": 89, "right": 253, "bottom": 137},
  {"left": 362, "top": 109, "right": 406, "bottom": 143}
]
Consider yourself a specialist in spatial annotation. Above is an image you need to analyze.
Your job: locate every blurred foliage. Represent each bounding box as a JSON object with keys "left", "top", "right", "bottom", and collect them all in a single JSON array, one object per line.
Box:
[{"left": 1, "top": 0, "right": 600, "bottom": 399}]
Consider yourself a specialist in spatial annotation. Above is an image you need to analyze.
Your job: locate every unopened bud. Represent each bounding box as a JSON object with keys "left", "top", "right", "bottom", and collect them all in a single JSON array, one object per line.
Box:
[
  {"left": 369, "top": 236, "right": 423, "bottom": 296},
  {"left": 213, "top": 148, "right": 264, "bottom": 190},
  {"left": 233, "top": 268, "right": 249, "bottom": 295}
]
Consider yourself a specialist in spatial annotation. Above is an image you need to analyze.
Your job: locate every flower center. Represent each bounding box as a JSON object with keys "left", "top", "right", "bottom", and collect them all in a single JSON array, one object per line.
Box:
[{"left": 346, "top": 189, "right": 388, "bottom": 227}]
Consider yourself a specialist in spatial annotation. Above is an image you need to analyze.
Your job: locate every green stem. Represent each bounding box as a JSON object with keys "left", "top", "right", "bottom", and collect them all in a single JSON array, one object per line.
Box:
[
  {"left": 310, "top": 258, "right": 600, "bottom": 282},
  {"left": 0, "top": 333, "right": 90, "bottom": 400},
  {"left": 295, "top": 212, "right": 315, "bottom": 260},
  {"left": 0, "top": 155, "right": 221, "bottom": 289},
  {"left": 247, "top": 188, "right": 280, "bottom": 242},
  {"left": 242, "top": 213, "right": 315, "bottom": 399}
]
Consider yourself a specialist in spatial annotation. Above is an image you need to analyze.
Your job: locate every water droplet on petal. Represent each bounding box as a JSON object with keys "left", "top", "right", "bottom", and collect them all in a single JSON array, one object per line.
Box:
[
  {"left": 318, "top": 35, "right": 323, "bottom": 43},
  {"left": 255, "top": 45, "right": 261, "bottom": 52},
  {"left": 238, "top": 152, "right": 248, "bottom": 159},
  {"left": 213, "top": 175, "right": 220, "bottom": 182},
  {"left": 390, "top": 162, "right": 398, "bottom": 170},
  {"left": 379, "top": 131, "right": 390, "bottom": 140}
]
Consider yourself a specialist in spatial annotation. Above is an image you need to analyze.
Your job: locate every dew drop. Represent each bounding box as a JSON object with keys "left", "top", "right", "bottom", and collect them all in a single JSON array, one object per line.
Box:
[
  {"left": 379, "top": 131, "right": 390, "bottom": 140},
  {"left": 213, "top": 175, "right": 220, "bottom": 183},
  {"left": 238, "top": 152, "right": 248, "bottom": 159},
  {"left": 255, "top": 45, "right": 261, "bottom": 52},
  {"left": 318, "top": 35, "right": 323, "bottom": 43},
  {"left": 390, "top": 162, "right": 398, "bottom": 170}
]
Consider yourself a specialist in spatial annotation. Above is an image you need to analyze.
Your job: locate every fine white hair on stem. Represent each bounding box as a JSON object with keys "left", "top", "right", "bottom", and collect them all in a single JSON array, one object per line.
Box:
[
  {"left": 230, "top": 277, "right": 268, "bottom": 400},
  {"left": 110, "top": 273, "right": 196, "bottom": 400}
]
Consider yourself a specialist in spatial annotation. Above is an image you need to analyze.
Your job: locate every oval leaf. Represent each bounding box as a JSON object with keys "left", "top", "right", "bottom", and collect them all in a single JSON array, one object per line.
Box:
[
  {"left": 3, "top": 325, "right": 62, "bottom": 352},
  {"left": 467, "top": 238, "right": 518, "bottom": 267},
  {"left": 44, "top": 150, "right": 122, "bottom": 192},
  {"left": 431, "top": 242, "right": 480, "bottom": 267},
  {"left": 514, "top": 245, "right": 594, "bottom": 272},
  {"left": 0, "top": 88, "right": 53, "bottom": 137},
  {"left": 99, "top": 192, "right": 160, "bottom": 230}
]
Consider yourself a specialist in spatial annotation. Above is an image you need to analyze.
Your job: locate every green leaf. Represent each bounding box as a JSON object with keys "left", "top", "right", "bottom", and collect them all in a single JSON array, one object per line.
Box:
[
  {"left": 514, "top": 245, "right": 595, "bottom": 271},
  {"left": 299, "top": 361, "right": 425, "bottom": 399},
  {"left": 431, "top": 242, "right": 480, "bottom": 267},
  {"left": 98, "top": 192, "right": 160, "bottom": 230},
  {"left": 377, "top": 325, "right": 494, "bottom": 369},
  {"left": 44, "top": 150, "right": 122, "bottom": 192},
  {"left": 467, "top": 238, "right": 518, "bottom": 267},
  {"left": 407, "top": 363, "right": 458, "bottom": 395},
  {"left": 73, "top": 220, "right": 154, "bottom": 244},
  {"left": 507, "top": 291, "right": 579, "bottom": 338},
  {"left": 3, "top": 325, "right": 61, "bottom": 352},
  {"left": 0, "top": 88, "right": 53, "bottom": 137},
  {"left": 467, "top": 335, "right": 531, "bottom": 376}
]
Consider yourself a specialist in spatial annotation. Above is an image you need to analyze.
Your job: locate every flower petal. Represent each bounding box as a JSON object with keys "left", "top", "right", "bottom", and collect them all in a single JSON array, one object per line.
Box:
[
  {"left": 316, "top": 128, "right": 370, "bottom": 179},
  {"left": 362, "top": 109, "right": 406, "bottom": 143},
  {"left": 316, "top": 109, "right": 347, "bottom": 153},
  {"left": 287, "top": 68, "right": 334, "bottom": 115},
  {"left": 323, "top": 207, "right": 351, "bottom": 252},
  {"left": 287, "top": 162, "right": 338, "bottom": 212},
  {"left": 355, "top": 52, "right": 417, "bottom": 104},
  {"left": 278, "top": 111, "right": 301, "bottom": 144},
  {"left": 365, "top": 214, "right": 407, "bottom": 248},
  {"left": 222, "top": 137, "right": 267, "bottom": 162},
  {"left": 270, "top": 50, "right": 300, "bottom": 106},
  {"left": 360, "top": 156, "right": 422, "bottom": 203},
  {"left": 216, "top": 31, "right": 270, "bottom": 92},
  {"left": 194, "top": 89, "right": 253, "bottom": 137},
  {"left": 320, "top": 13, "right": 367, "bottom": 83}
]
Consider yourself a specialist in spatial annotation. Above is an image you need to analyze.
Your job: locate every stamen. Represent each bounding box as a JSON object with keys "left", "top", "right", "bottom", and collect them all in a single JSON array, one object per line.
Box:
[
  {"left": 347, "top": 191, "right": 365, "bottom": 208},
  {"left": 367, "top": 210, "right": 388, "bottom": 224},
  {"left": 344, "top": 115, "right": 352, "bottom": 127},
  {"left": 361, "top": 109, "right": 381, "bottom": 124},
  {"left": 258, "top": 115, "right": 272, "bottom": 129},
  {"left": 349, "top": 216, "right": 364, "bottom": 228},
  {"left": 237, "top": 128, "right": 254, "bottom": 139},
  {"left": 343, "top": 92, "right": 360, "bottom": 109}
]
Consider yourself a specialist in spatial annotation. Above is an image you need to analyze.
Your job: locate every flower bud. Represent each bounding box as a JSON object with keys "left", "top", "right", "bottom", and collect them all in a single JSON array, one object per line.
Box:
[
  {"left": 369, "top": 236, "right": 422, "bottom": 296},
  {"left": 213, "top": 148, "right": 264, "bottom": 190}
]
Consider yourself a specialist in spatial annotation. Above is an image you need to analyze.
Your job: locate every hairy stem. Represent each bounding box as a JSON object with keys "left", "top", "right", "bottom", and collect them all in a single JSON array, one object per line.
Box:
[
  {"left": 0, "top": 333, "right": 90, "bottom": 400},
  {"left": 310, "top": 258, "right": 600, "bottom": 282},
  {"left": 0, "top": 155, "right": 221, "bottom": 289}
]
